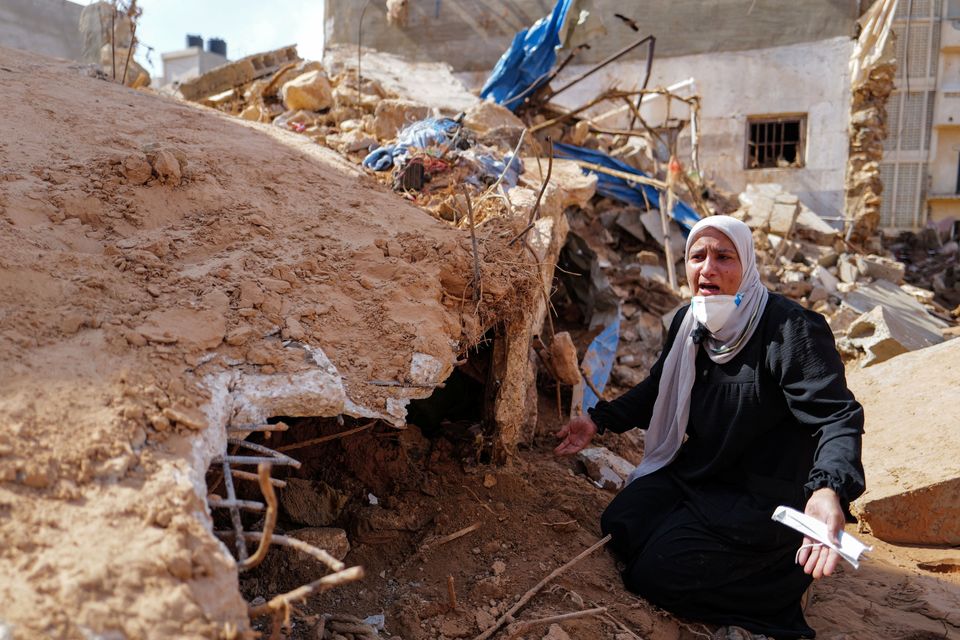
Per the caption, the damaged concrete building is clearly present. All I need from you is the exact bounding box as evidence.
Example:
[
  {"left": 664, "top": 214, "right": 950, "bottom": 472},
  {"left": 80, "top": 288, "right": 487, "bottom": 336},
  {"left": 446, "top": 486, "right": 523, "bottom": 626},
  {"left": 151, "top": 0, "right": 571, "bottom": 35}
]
[{"left": 325, "top": 0, "right": 960, "bottom": 235}]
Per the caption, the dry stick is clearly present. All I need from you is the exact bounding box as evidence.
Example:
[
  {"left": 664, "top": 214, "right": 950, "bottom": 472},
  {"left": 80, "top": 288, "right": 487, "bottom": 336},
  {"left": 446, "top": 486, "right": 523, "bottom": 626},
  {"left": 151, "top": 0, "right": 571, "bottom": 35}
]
[
  {"left": 530, "top": 90, "right": 642, "bottom": 134},
  {"left": 508, "top": 140, "right": 554, "bottom": 247},
  {"left": 772, "top": 201, "right": 802, "bottom": 262},
  {"left": 472, "top": 534, "right": 612, "bottom": 640},
  {"left": 464, "top": 486, "right": 496, "bottom": 516},
  {"left": 579, "top": 365, "right": 604, "bottom": 401},
  {"left": 662, "top": 184, "right": 678, "bottom": 291},
  {"left": 543, "top": 33, "right": 655, "bottom": 102},
  {"left": 620, "top": 95, "right": 670, "bottom": 153},
  {"left": 505, "top": 607, "right": 607, "bottom": 637},
  {"left": 357, "top": 0, "right": 372, "bottom": 106},
  {"left": 420, "top": 522, "right": 482, "bottom": 553},
  {"left": 238, "top": 463, "right": 277, "bottom": 571},
  {"left": 227, "top": 422, "right": 290, "bottom": 433},
  {"left": 601, "top": 613, "right": 643, "bottom": 640},
  {"left": 447, "top": 576, "right": 458, "bottom": 610},
  {"left": 627, "top": 36, "right": 657, "bottom": 130},
  {"left": 110, "top": 6, "right": 116, "bottom": 80},
  {"left": 464, "top": 188, "right": 482, "bottom": 301},
  {"left": 540, "top": 519, "right": 577, "bottom": 527},
  {"left": 564, "top": 159, "right": 667, "bottom": 190},
  {"left": 276, "top": 421, "right": 375, "bottom": 453},
  {"left": 249, "top": 566, "right": 365, "bottom": 618},
  {"left": 121, "top": 22, "right": 137, "bottom": 85}
]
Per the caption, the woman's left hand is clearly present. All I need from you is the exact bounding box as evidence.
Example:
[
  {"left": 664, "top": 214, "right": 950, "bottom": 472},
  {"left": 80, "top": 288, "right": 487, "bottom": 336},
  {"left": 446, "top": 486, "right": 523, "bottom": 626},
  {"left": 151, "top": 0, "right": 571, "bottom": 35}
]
[{"left": 797, "top": 487, "right": 845, "bottom": 579}]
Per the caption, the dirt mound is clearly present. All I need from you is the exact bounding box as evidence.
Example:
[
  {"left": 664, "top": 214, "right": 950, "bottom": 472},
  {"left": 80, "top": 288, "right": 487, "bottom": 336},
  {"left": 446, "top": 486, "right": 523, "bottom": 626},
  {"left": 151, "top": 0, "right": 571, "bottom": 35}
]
[{"left": 0, "top": 46, "right": 537, "bottom": 638}]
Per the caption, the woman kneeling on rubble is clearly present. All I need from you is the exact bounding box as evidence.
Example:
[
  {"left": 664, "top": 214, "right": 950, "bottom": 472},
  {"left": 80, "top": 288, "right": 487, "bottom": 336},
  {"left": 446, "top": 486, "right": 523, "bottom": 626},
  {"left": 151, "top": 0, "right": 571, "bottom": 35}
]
[{"left": 555, "top": 216, "right": 864, "bottom": 639}]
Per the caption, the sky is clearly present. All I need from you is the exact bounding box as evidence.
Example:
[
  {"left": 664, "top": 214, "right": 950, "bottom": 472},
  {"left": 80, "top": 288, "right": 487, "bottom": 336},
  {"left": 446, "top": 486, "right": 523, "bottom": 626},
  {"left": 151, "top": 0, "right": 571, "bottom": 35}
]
[{"left": 76, "top": 0, "right": 327, "bottom": 77}]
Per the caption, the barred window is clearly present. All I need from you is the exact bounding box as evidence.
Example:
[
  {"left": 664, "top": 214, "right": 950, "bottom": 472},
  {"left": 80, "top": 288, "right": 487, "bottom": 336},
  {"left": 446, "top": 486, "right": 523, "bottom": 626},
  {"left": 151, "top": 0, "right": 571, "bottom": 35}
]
[{"left": 745, "top": 115, "right": 806, "bottom": 170}]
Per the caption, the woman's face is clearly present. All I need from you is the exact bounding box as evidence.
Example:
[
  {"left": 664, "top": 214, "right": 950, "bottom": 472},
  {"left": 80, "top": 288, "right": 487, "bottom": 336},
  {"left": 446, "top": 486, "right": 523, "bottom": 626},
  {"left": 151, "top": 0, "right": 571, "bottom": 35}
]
[{"left": 686, "top": 228, "right": 743, "bottom": 296}]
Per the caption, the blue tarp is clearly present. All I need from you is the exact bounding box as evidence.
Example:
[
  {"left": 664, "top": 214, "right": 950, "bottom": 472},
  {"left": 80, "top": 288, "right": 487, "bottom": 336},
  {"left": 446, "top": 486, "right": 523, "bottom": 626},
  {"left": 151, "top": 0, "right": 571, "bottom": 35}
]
[
  {"left": 581, "top": 315, "right": 620, "bottom": 413},
  {"left": 479, "top": 0, "right": 574, "bottom": 111},
  {"left": 553, "top": 142, "right": 701, "bottom": 232}
]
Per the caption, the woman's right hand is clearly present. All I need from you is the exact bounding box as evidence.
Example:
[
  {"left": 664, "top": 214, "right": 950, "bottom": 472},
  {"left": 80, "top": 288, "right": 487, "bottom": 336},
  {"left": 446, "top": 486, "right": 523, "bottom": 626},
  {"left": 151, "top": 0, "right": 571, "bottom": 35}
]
[{"left": 553, "top": 415, "right": 598, "bottom": 456}]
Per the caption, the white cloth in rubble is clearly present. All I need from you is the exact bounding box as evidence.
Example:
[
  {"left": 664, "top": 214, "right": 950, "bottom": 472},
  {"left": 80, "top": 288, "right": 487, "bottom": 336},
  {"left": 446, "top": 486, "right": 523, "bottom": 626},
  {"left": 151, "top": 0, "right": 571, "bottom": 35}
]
[{"left": 627, "top": 216, "right": 769, "bottom": 483}]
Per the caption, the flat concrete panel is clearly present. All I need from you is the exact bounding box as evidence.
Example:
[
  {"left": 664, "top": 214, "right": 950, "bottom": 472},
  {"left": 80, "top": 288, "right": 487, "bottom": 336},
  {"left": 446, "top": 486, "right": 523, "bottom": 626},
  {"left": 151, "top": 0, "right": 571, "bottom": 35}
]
[
  {"left": 0, "top": 0, "right": 83, "bottom": 61},
  {"left": 326, "top": 0, "right": 860, "bottom": 72}
]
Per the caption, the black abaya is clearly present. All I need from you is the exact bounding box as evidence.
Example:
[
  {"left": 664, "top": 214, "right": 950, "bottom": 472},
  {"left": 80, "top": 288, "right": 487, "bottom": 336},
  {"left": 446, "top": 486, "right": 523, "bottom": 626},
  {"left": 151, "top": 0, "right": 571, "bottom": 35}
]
[{"left": 590, "top": 294, "right": 865, "bottom": 638}]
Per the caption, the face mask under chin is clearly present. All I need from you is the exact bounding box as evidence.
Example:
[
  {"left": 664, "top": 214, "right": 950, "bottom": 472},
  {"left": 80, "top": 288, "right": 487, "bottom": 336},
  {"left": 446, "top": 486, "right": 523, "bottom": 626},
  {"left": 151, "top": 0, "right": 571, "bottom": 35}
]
[{"left": 690, "top": 294, "right": 740, "bottom": 334}]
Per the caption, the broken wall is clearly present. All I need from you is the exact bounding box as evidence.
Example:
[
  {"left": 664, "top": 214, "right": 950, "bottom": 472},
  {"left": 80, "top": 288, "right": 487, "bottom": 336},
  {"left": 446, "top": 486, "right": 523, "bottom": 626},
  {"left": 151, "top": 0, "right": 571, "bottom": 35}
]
[
  {"left": 325, "top": 0, "right": 862, "bottom": 73},
  {"left": 537, "top": 37, "right": 855, "bottom": 222},
  {"left": 845, "top": 0, "right": 896, "bottom": 244}
]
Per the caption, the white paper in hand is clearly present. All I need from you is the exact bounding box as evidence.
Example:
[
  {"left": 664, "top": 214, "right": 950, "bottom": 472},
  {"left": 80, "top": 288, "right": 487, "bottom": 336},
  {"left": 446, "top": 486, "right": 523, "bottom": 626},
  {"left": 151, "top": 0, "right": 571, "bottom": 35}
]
[{"left": 771, "top": 505, "right": 872, "bottom": 569}]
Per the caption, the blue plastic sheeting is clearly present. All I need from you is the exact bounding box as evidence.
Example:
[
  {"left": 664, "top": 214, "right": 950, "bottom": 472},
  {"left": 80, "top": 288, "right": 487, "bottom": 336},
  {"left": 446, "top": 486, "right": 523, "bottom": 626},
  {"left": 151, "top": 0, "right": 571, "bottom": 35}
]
[
  {"left": 479, "top": 0, "right": 574, "bottom": 111},
  {"left": 553, "top": 142, "right": 701, "bottom": 232},
  {"left": 581, "top": 314, "right": 621, "bottom": 413},
  {"left": 362, "top": 117, "right": 461, "bottom": 171}
]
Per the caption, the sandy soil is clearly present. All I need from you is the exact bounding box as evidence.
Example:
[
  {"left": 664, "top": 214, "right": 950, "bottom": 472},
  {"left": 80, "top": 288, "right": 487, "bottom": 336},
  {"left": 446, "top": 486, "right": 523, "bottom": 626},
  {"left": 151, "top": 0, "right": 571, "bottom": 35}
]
[
  {"left": 0, "top": 47, "right": 536, "bottom": 639},
  {"left": 239, "top": 406, "right": 960, "bottom": 640}
]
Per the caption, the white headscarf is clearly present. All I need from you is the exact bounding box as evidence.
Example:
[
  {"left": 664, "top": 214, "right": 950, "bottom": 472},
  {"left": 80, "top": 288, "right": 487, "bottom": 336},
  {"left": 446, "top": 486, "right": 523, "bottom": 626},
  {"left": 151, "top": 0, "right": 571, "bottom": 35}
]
[{"left": 627, "top": 216, "right": 768, "bottom": 483}]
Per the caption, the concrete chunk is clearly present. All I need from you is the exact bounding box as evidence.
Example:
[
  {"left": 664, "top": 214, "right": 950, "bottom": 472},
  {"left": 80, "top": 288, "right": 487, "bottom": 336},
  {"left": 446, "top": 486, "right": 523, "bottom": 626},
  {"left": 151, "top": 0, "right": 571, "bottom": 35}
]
[
  {"left": 849, "top": 339, "right": 960, "bottom": 545},
  {"left": 373, "top": 98, "right": 430, "bottom": 140},
  {"left": 855, "top": 254, "right": 905, "bottom": 284},
  {"left": 842, "top": 279, "right": 946, "bottom": 353},
  {"left": 846, "top": 305, "right": 910, "bottom": 367},
  {"left": 576, "top": 446, "right": 635, "bottom": 491},
  {"left": 280, "top": 69, "right": 333, "bottom": 112},
  {"left": 179, "top": 45, "right": 300, "bottom": 101}
]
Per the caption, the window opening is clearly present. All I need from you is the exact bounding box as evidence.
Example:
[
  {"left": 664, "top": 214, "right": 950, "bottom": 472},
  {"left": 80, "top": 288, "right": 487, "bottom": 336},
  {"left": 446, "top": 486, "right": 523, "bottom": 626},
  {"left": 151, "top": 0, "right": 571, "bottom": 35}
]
[{"left": 746, "top": 115, "right": 806, "bottom": 169}]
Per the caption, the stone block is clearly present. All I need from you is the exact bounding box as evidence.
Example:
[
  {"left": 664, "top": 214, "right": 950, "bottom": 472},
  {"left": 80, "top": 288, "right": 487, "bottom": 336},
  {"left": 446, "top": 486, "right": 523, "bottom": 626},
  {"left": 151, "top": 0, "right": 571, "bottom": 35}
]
[
  {"left": 812, "top": 265, "right": 839, "bottom": 293},
  {"left": 373, "top": 98, "right": 430, "bottom": 140},
  {"left": 846, "top": 305, "right": 910, "bottom": 367},
  {"left": 838, "top": 255, "right": 861, "bottom": 284},
  {"left": 855, "top": 254, "right": 905, "bottom": 284},
  {"left": 281, "top": 70, "right": 333, "bottom": 112},
  {"left": 849, "top": 338, "right": 960, "bottom": 544},
  {"left": 576, "top": 446, "right": 635, "bottom": 491},
  {"left": 179, "top": 45, "right": 300, "bottom": 100},
  {"left": 549, "top": 331, "right": 581, "bottom": 385},
  {"left": 464, "top": 100, "right": 525, "bottom": 134}
]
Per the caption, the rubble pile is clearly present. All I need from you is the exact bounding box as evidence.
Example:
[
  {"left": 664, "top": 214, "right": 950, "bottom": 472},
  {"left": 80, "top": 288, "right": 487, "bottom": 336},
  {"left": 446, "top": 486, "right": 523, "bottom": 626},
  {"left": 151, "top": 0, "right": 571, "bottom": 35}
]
[
  {"left": 726, "top": 183, "right": 954, "bottom": 367},
  {"left": 182, "top": 47, "right": 547, "bottom": 232}
]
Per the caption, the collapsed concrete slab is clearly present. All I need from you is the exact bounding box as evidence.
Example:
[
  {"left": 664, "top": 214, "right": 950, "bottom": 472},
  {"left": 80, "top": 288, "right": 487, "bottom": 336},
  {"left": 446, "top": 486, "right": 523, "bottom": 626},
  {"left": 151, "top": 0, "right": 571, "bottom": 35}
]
[
  {"left": 323, "top": 44, "right": 477, "bottom": 113},
  {"left": 178, "top": 45, "right": 301, "bottom": 100},
  {"left": 849, "top": 338, "right": 960, "bottom": 545},
  {"left": 841, "top": 280, "right": 946, "bottom": 355}
]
